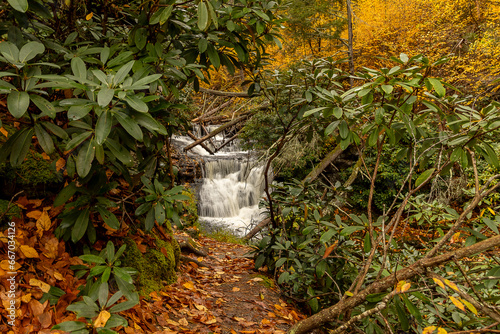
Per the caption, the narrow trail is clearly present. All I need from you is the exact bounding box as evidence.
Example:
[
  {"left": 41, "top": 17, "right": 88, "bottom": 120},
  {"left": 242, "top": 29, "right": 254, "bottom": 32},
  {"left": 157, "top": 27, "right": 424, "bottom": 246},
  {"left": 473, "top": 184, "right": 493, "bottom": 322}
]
[{"left": 132, "top": 236, "right": 306, "bottom": 334}]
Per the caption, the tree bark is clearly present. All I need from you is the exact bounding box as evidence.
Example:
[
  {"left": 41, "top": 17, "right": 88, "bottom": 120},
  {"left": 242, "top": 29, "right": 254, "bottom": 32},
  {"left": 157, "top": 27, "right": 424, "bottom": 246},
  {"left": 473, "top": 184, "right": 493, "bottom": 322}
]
[
  {"left": 244, "top": 218, "right": 271, "bottom": 240},
  {"left": 183, "top": 115, "right": 249, "bottom": 152},
  {"left": 287, "top": 234, "right": 500, "bottom": 334},
  {"left": 199, "top": 87, "right": 260, "bottom": 98},
  {"left": 186, "top": 131, "right": 214, "bottom": 155},
  {"left": 302, "top": 144, "right": 343, "bottom": 183}
]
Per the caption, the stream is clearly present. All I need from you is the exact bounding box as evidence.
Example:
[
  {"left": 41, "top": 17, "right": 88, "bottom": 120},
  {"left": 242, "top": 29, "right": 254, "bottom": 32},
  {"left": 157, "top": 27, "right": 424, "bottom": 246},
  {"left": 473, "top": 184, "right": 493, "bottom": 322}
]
[{"left": 172, "top": 125, "right": 269, "bottom": 236}]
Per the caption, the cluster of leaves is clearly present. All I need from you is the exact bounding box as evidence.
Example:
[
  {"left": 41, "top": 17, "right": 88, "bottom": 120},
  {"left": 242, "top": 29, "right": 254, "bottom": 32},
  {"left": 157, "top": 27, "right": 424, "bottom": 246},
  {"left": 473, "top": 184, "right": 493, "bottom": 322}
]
[
  {"left": 252, "top": 53, "right": 500, "bottom": 333},
  {"left": 54, "top": 242, "right": 139, "bottom": 333}
]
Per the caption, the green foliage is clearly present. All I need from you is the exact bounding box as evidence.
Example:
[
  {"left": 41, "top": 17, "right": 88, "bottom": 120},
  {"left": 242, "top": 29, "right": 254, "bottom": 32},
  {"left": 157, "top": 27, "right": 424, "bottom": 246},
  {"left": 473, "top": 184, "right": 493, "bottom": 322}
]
[
  {"left": 252, "top": 180, "right": 361, "bottom": 313},
  {"left": 134, "top": 176, "right": 190, "bottom": 231},
  {"left": 0, "top": 199, "right": 21, "bottom": 224},
  {"left": 58, "top": 241, "right": 139, "bottom": 333}
]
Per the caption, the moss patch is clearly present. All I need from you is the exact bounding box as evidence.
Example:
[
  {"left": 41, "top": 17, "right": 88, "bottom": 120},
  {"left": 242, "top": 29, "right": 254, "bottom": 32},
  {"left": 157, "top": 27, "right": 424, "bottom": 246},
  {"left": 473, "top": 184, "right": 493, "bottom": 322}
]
[{"left": 122, "top": 235, "right": 180, "bottom": 297}]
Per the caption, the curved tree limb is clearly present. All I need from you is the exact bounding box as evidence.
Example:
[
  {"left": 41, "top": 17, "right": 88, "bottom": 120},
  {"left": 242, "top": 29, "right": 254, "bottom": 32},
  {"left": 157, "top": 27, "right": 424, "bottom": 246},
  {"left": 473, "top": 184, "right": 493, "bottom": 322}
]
[{"left": 287, "top": 234, "right": 500, "bottom": 334}]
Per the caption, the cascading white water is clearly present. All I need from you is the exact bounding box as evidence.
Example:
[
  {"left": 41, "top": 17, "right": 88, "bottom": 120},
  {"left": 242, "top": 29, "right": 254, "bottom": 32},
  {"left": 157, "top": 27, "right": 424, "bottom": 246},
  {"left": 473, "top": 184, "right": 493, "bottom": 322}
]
[{"left": 171, "top": 125, "right": 269, "bottom": 235}]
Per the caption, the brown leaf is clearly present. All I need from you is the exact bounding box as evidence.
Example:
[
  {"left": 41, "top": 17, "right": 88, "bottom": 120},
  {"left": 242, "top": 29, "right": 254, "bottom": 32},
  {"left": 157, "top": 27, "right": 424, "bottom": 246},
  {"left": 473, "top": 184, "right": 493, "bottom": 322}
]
[
  {"left": 28, "top": 299, "right": 46, "bottom": 316},
  {"left": 28, "top": 199, "right": 44, "bottom": 207},
  {"left": 178, "top": 318, "right": 189, "bottom": 326},
  {"left": 38, "top": 311, "right": 52, "bottom": 328}
]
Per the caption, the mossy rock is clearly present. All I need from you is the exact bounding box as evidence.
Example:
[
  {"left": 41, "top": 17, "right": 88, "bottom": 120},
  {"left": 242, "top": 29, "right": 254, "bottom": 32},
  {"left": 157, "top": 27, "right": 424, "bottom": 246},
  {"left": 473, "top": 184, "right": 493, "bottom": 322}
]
[
  {"left": 121, "top": 234, "right": 180, "bottom": 297},
  {"left": 0, "top": 151, "right": 62, "bottom": 197}
]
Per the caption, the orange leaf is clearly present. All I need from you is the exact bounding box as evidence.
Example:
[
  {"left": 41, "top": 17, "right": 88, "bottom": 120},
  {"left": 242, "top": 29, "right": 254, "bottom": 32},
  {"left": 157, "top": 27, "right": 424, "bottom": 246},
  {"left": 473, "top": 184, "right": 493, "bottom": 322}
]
[
  {"left": 29, "top": 278, "right": 51, "bottom": 293},
  {"left": 41, "top": 152, "right": 51, "bottom": 160},
  {"left": 232, "top": 287, "right": 240, "bottom": 292},
  {"left": 444, "top": 279, "right": 459, "bottom": 292},
  {"left": 449, "top": 296, "right": 465, "bottom": 312},
  {"left": 36, "top": 211, "right": 51, "bottom": 233},
  {"left": 0, "top": 127, "right": 8, "bottom": 137},
  {"left": 27, "top": 210, "right": 43, "bottom": 219},
  {"left": 183, "top": 281, "right": 195, "bottom": 291},
  {"left": 94, "top": 310, "right": 111, "bottom": 328},
  {"left": 323, "top": 241, "right": 338, "bottom": 259},
  {"left": 1, "top": 260, "right": 21, "bottom": 271},
  {"left": 56, "top": 158, "right": 66, "bottom": 172},
  {"left": 86, "top": 12, "right": 94, "bottom": 20},
  {"left": 437, "top": 328, "right": 448, "bottom": 334},
  {"left": 21, "top": 293, "right": 32, "bottom": 303},
  {"left": 21, "top": 245, "right": 39, "bottom": 258},
  {"left": 433, "top": 277, "right": 446, "bottom": 290},
  {"left": 396, "top": 280, "right": 410, "bottom": 293}
]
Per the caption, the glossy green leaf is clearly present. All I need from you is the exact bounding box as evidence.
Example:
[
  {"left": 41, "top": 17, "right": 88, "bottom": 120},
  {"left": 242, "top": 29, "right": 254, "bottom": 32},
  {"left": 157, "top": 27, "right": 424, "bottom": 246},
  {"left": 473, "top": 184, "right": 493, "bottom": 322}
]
[
  {"left": 115, "top": 112, "right": 143, "bottom": 141},
  {"left": 428, "top": 78, "right": 446, "bottom": 97},
  {"left": 104, "top": 138, "right": 133, "bottom": 166},
  {"left": 113, "top": 60, "right": 135, "bottom": 86},
  {"left": 71, "top": 57, "right": 87, "bottom": 80},
  {"left": 34, "top": 123, "right": 54, "bottom": 154},
  {"left": 97, "top": 88, "right": 114, "bottom": 107},
  {"left": 197, "top": 1, "right": 209, "bottom": 31},
  {"left": 66, "top": 131, "right": 92, "bottom": 151},
  {"left": 124, "top": 95, "right": 148, "bottom": 113},
  {"left": 206, "top": 43, "right": 220, "bottom": 69},
  {"left": 134, "top": 28, "right": 147, "bottom": 50},
  {"left": 68, "top": 105, "right": 93, "bottom": 121},
  {"left": 339, "top": 120, "right": 349, "bottom": 139},
  {"left": 54, "top": 182, "right": 77, "bottom": 207},
  {"left": 79, "top": 254, "right": 106, "bottom": 264},
  {"left": 7, "top": 91, "right": 30, "bottom": 118},
  {"left": 30, "top": 94, "right": 56, "bottom": 118},
  {"left": 10, "top": 128, "right": 33, "bottom": 167},
  {"left": 19, "top": 42, "right": 45, "bottom": 62},
  {"left": 72, "top": 208, "right": 90, "bottom": 243},
  {"left": 97, "top": 207, "right": 120, "bottom": 230},
  {"left": 76, "top": 140, "right": 95, "bottom": 177},
  {"left": 0, "top": 41, "right": 20, "bottom": 63},
  {"left": 415, "top": 168, "right": 435, "bottom": 188},
  {"left": 95, "top": 111, "right": 113, "bottom": 145}
]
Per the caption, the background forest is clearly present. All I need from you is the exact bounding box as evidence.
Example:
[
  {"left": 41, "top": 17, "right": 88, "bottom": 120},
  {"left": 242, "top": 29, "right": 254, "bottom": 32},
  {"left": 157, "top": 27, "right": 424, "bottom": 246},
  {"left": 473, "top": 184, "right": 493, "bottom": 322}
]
[{"left": 1, "top": 0, "right": 500, "bottom": 334}]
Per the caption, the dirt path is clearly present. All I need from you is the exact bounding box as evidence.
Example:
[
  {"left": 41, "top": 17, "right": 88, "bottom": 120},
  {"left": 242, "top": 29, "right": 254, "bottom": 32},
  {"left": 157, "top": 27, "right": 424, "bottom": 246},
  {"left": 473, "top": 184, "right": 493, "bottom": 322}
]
[{"left": 128, "top": 236, "right": 306, "bottom": 334}]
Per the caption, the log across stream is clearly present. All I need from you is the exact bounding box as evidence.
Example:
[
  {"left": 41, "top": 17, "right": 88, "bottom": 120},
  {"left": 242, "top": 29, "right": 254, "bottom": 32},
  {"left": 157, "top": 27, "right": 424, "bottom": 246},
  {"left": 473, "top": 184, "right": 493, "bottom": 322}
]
[{"left": 172, "top": 125, "right": 269, "bottom": 235}]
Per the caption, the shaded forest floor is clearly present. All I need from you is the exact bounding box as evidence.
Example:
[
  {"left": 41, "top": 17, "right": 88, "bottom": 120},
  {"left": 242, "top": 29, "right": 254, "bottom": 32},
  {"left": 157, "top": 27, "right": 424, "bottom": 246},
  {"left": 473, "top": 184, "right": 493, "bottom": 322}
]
[
  {"left": 0, "top": 201, "right": 305, "bottom": 334},
  {"left": 137, "top": 235, "right": 306, "bottom": 334}
]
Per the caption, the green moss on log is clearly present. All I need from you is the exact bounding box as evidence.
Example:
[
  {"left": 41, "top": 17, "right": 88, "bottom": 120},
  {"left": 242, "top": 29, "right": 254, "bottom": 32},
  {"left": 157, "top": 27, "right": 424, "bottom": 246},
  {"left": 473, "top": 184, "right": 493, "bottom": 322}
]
[{"left": 122, "top": 235, "right": 180, "bottom": 297}]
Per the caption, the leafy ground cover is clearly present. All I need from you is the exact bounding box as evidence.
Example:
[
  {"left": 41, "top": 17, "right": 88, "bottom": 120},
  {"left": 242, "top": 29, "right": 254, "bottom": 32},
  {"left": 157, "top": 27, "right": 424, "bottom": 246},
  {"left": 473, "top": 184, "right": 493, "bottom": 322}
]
[{"left": 0, "top": 198, "right": 304, "bottom": 334}]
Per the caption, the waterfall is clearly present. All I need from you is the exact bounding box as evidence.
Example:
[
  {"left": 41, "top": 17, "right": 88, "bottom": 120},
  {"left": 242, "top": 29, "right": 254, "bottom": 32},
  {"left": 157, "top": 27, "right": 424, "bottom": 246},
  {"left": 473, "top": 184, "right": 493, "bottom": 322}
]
[{"left": 172, "top": 125, "right": 269, "bottom": 235}]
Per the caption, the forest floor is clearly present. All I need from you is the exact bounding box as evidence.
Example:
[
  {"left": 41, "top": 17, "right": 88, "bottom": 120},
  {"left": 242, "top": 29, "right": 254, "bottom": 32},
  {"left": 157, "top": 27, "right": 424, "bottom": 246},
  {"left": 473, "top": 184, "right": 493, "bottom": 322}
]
[
  {"left": 136, "top": 235, "right": 306, "bottom": 334},
  {"left": 0, "top": 200, "right": 305, "bottom": 334}
]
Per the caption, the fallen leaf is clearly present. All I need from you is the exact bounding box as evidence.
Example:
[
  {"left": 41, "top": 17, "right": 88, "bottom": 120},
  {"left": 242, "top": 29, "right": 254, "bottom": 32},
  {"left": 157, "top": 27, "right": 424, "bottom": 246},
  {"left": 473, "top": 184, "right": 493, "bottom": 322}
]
[
  {"left": 27, "top": 210, "right": 43, "bottom": 219},
  {"left": 54, "top": 272, "right": 64, "bottom": 280},
  {"left": 423, "top": 326, "right": 437, "bottom": 334},
  {"left": 94, "top": 310, "right": 111, "bottom": 328},
  {"left": 444, "top": 279, "right": 460, "bottom": 292},
  {"left": 86, "top": 12, "right": 93, "bottom": 20},
  {"left": 178, "top": 318, "right": 189, "bottom": 326},
  {"left": 21, "top": 245, "right": 39, "bottom": 258},
  {"left": 0, "top": 260, "right": 21, "bottom": 271},
  {"left": 36, "top": 211, "right": 52, "bottom": 233},
  {"left": 56, "top": 158, "right": 66, "bottom": 172},
  {"left": 232, "top": 287, "right": 240, "bottom": 292},
  {"left": 29, "top": 278, "right": 51, "bottom": 293},
  {"left": 183, "top": 281, "right": 195, "bottom": 291},
  {"left": 438, "top": 328, "right": 448, "bottom": 334},
  {"left": 0, "top": 127, "right": 8, "bottom": 137},
  {"left": 433, "top": 277, "right": 446, "bottom": 290},
  {"left": 195, "top": 304, "right": 207, "bottom": 311},
  {"left": 234, "top": 317, "right": 246, "bottom": 322},
  {"left": 21, "top": 293, "right": 32, "bottom": 303}
]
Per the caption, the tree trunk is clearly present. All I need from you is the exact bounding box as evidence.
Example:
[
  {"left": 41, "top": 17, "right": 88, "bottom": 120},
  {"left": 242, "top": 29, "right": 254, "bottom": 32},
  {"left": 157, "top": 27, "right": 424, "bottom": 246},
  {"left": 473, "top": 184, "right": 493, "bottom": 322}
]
[
  {"left": 287, "top": 234, "right": 500, "bottom": 334},
  {"left": 183, "top": 115, "right": 249, "bottom": 152},
  {"left": 302, "top": 144, "right": 343, "bottom": 184}
]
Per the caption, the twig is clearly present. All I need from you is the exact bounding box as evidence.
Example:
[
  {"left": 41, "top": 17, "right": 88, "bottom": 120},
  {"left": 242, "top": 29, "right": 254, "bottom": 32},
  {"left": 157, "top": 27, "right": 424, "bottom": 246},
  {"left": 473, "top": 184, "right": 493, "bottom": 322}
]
[{"left": 0, "top": 190, "right": 24, "bottom": 222}]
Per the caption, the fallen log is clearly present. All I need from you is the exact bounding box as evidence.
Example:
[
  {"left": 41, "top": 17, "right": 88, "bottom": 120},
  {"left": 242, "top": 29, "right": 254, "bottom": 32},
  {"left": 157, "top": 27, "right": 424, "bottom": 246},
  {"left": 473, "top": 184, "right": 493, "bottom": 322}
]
[
  {"left": 186, "top": 131, "right": 215, "bottom": 155},
  {"left": 302, "top": 144, "right": 343, "bottom": 184},
  {"left": 199, "top": 87, "right": 260, "bottom": 98},
  {"left": 244, "top": 218, "right": 271, "bottom": 240},
  {"left": 192, "top": 98, "right": 235, "bottom": 123},
  {"left": 183, "top": 115, "right": 249, "bottom": 152}
]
